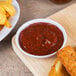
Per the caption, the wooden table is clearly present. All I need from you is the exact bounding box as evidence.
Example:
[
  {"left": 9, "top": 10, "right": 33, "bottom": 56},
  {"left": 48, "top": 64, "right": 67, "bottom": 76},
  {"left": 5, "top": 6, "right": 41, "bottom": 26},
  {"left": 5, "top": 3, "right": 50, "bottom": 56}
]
[{"left": 0, "top": 0, "right": 76, "bottom": 76}]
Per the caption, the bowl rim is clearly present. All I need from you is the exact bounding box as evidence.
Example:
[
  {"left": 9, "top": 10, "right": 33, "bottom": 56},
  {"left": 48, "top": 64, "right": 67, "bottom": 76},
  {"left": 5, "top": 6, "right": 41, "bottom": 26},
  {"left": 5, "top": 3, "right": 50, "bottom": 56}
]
[
  {"left": 0, "top": 0, "right": 20, "bottom": 41},
  {"left": 15, "top": 18, "right": 67, "bottom": 58}
]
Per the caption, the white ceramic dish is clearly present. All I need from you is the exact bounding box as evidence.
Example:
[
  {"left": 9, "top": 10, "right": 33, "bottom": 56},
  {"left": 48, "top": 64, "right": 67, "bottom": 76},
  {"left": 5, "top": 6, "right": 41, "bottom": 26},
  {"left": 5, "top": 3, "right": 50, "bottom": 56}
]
[
  {"left": 0, "top": 0, "right": 20, "bottom": 41},
  {"left": 16, "top": 19, "right": 67, "bottom": 58}
]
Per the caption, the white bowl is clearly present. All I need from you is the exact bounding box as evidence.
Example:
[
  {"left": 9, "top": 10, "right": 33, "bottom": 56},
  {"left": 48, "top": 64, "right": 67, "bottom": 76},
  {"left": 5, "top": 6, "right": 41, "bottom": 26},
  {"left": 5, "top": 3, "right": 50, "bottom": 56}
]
[
  {"left": 16, "top": 19, "right": 67, "bottom": 58},
  {"left": 0, "top": 0, "right": 20, "bottom": 41}
]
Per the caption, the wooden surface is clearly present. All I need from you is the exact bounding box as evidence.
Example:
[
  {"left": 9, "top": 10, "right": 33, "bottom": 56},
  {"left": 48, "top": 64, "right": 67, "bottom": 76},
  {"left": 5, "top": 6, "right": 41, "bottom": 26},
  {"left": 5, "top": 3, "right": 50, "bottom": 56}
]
[
  {"left": 12, "top": 4, "right": 76, "bottom": 76},
  {"left": 12, "top": 36, "right": 56, "bottom": 76},
  {"left": 0, "top": 0, "right": 76, "bottom": 76}
]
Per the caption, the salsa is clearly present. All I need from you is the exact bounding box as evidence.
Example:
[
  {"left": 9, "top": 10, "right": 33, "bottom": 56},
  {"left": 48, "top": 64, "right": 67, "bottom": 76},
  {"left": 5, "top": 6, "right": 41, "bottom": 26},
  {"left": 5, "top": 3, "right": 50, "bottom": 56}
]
[{"left": 19, "top": 22, "right": 64, "bottom": 56}]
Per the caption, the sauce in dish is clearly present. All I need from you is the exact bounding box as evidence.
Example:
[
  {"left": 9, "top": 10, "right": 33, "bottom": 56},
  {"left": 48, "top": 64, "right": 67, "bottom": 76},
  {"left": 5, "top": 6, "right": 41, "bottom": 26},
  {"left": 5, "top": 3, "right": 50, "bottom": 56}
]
[{"left": 19, "top": 22, "right": 64, "bottom": 56}]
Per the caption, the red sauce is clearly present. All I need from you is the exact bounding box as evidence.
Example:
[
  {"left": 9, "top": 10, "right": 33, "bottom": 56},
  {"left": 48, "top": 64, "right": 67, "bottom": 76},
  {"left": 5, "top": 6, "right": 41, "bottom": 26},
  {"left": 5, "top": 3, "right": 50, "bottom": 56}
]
[
  {"left": 19, "top": 22, "right": 64, "bottom": 56},
  {"left": 51, "top": 0, "right": 71, "bottom": 4}
]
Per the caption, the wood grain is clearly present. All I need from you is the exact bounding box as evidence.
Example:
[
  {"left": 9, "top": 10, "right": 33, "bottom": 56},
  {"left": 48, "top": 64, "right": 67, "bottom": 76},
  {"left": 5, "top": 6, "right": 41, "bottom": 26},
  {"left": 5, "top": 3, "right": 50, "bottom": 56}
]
[
  {"left": 0, "top": 0, "right": 75, "bottom": 76},
  {"left": 12, "top": 4, "right": 76, "bottom": 76}
]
